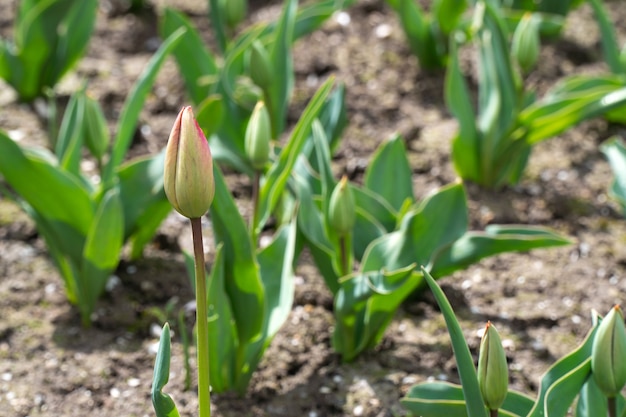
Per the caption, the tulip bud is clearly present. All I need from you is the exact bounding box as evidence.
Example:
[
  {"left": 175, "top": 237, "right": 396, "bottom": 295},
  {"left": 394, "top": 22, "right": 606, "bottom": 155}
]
[
  {"left": 164, "top": 106, "right": 215, "bottom": 219},
  {"left": 477, "top": 321, "right": 509, "bottom": 411},
  {"left": 328, "top": 176, "right": 356, "bottom": 236},
  {"left": 592, "top": 305, "right": 626, "bottom": 398},
  {"left": 220, "top": 0, "right": 247, "bottom": 29},
  {"left": 245, "top": 101, "right": 271, "bottom": 170},
  {"left": 249, "top": 41, "right": 273, "bottom": 90},
  {"left": 512, "top": 13, "right": 540, "bottom": 74}
]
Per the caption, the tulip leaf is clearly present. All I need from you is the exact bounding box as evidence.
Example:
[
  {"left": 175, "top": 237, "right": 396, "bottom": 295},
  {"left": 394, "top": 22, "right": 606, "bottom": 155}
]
[
  {"left": 0, "top": 132, "right": 94, "bottom": 236},
  {"left": 205, "top": 244, "right": 238, "bottom": 393},
  {"left": 402, "top": 381, "right": 535, "bottom": 417},
  {"left": 601, "top": 137, "right": 626, "bottom": 215},
  {"left": 160, "top": 8, "right": 217, "bottom": 106},
  {"left": 151, "top": 323, "right": 181, "bottom": 417},
  {"left": 210, "top": 165, "right": 265, "bottom": 347},
  {"left": 117, "top": 151, "right": 172, "bottom": 258},
  {"left": 266, "top": 0, "right": 296, "bottom": 138},
  {"left": 576, "top": 377, "right": 608, "bottom": 417},
  {"left": 103, "top": 27, "right": 185, "bottom": 185},
  {"left": 364, "top": 133, "right": 414, "bottom": 212},
  {"left": 80, "top": 187, "right": 124, "bottom": 325},
  {"left": 588, "top": 0, "right": 625, "bottom": 74},
  {"left": 257, "top": 76, "right": 335, "bottom": 230},
  {"left": 526, "top": 324, "right": 598, "bottom": 417},
  {"left": 430, "top": 225, "right": 572, "bottom": 277},
  {"left": 422, "top": 268, "right": 488, "bottom": 417}
]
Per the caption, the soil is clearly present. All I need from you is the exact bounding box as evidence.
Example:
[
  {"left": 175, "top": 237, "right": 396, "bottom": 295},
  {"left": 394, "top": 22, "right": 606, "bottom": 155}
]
[{"left": 1, "top": 0, "right": 626, "bottom": 416}]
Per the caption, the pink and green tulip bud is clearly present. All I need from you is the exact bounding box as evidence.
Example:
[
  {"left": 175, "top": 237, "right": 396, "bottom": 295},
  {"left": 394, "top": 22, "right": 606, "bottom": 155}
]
[
  {"left": 512, "top": 13, "right": 540, "bottom": 74},
  {"left": 328, "top": 176, "right": 356, "bottom": 236},
  {"left": 164, "top": 106, "right": 215, "bottom": 219},
  {"left": 245, "top": 101, "right": 271, "bottom": 170},
  {"left": 249, "top": 41, "right": 273, "bottom": 90},
  {"left": 592, "top": 305, "right": 626, "bottom": 398},
  {"left": 477, "top": 321, "right": 509, "bottom": 411}
]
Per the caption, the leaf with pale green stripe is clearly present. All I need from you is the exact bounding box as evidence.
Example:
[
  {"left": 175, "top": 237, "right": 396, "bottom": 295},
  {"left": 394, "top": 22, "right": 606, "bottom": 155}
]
[
  {"left": 151, "top": 323, "right": 181, "bottom": 417},
  {"left": 601, "top": 137, "right": 626, "bottom": 214}
]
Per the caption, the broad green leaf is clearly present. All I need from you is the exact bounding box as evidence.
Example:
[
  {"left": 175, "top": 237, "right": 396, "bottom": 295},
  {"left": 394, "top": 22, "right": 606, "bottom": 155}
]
[
  {"left": 364, "top": 133, "right": 414, "bottom": 211},
  {"left": 117, "top": 151, "right": 171, "bottom": 258},
  {"left": 402, "top": 382, "right": 535, "bottom": 417},
  {"left": 397, "top": 0, "right": 443, "bottom": 70},
  {"left": 257, "top": 77, "right": 335, "bottom": 230},
  {"left": 205, "top": 244, "right": 238, "bottom": 393},
  {"left": 102, "top": 27, "right": 185, "bottom": 185},
  {"left": 434, "top": 0, "right": 468, "bottom": 35},
  {"left": 0, "top": 133, "right": 94, "bottom": 236},
  {"left": 293, "top": 0, "right": 353, "bottom": 40},
  {"left": 266, "top": 0, "right": 297, "bottom": 137},
  {"left": 47, "top": 0, "right": 97, "bottom": 87},
  {"left": 151, "top": 323, "right": 181, "bottom": 417},
  {"left": 210, "top": 165, "right": 265, "bottom": 345},
  {"left": 208, "top": 0, "right": 228, "bottom": 53},
  {"left": 423, "top": 269, "right": 488, "bottom": 417},
  {"left": 430, "top": 225, "right": 571, "bottom": 277},
  {"left": 447, "top": 37, "right": 479, "bottom": 181},
  {"left": 588, "top": 0, "right": 625, "bottom": 74},
  {"left": 526, "top": 324, "right": 599, "bottom": 417},
  {"left": 600, "top": 137, "right": 626, "bottom": 213},
  {"left": 238, "top": 220, "right": 297, "bottom": 391},
  {"left": 360, "top": 182, "right": 468, "bottom": 272},
  {"left": 160, "top": 8, "right": 217, "bottom": 105},
  {"left": 576, "top": 377, "right": 607, "bottom": 417},
  {"left": 80, "top": 187, "right": 124, "bottom": 325}
]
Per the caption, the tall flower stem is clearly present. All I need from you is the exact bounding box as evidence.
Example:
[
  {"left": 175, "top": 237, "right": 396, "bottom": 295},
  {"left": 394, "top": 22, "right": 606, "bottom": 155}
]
[
  {"left": 191, "top": 217, "right": 211, "bottom": 417},
  {"left": 339, "top": 235, "right": 348, "bottom": 276},
  {"left": 608, "top": 397, "right": 616, "bottom": 417}
]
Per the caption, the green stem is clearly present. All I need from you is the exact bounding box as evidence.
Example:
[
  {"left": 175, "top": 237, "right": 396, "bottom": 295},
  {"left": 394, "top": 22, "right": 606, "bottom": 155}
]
[
  {"left": 191, "top": 217, "right": 211, "bottom": 417},
  {"left": 339, "top": 235, "right": 348, "bottom": 276},
  {"left": 608, "top": 396, "right": 617, "bottom": 417}
]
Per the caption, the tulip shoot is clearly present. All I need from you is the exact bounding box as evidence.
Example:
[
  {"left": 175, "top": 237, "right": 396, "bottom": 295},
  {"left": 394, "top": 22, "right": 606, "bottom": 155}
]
[{"left": 478, "top": 322, "right": 509, "bottom": 413}]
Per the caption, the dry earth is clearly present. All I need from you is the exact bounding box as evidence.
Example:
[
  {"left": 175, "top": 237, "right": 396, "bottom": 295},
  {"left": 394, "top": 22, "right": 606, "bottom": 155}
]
[{"left": 1, "top": 0, "right": 626, "bottom": 416}]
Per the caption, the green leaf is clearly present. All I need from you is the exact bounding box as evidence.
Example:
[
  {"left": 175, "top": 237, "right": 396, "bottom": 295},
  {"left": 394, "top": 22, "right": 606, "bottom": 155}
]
[
  {"left": 257, "top": 77, "right": 335, "bottom": 230},
  {"left": 0, "top": 133, "right": 94, "bottom": 236},
  {"left": 210, "top": 165, "right": 265, "bottom": 346},
  {"left": 205, "top": 244, "right": 238, "bottom": 393},
  {"left": 102, "top": 27, "right": 185, "bottom": 185},
  {"left": 576, "top": 377, "right": 608, "bottom": 417},
  {"left": 117, "top": 151, "right": 171, "bottom": 258},
  {"left": 208, "top": 0, "right": 228, "bottom": 53},
  {"left": 160, "top": 8, "right": 218, "bottom": 105},
  {"left": 431, "top": 225, "right": 571, "bottom": 277},
  {"left": 601, "top": 137, "right": 626, "bottom": 214},
  {"left": 588, "top": 0, "right": 625, "bottom": 74},
  {"left": 396, "top": 0, "right": 444, "bottom": 70},
  {"left": 238, "top": 219, "right": 297, "bottom": 391},
  {"left": 364, "top": 133, "right": 414, "bottom": 211},
  {"left": 446, "top": 37, "right": 479, "bottom": 182},
  {"left": 151, "top": 323, "right": 181, "bottom": 417},
  {"left": 434, "top": 0, "right": 468, "bottom": 36},
  {"left": 266, "top": 0, "right": 297, "bottom": 137},
  {"left": 402, "top": 382, "right": 535, "bottom": 417},
  {"left": 361, "top": 182, "right": 468, "bottom": 272},
  {"left": 526, "top": 323, "right": 599, "bottom": 417},
  {"left": 55, "top": 89, "right": 86, "bottom": 177},
  {"left": 422, "top": 269, "right": 489, "bottom": 417},
  {"left": 79, "top": 187, "right": 124, "bottom": 325}
]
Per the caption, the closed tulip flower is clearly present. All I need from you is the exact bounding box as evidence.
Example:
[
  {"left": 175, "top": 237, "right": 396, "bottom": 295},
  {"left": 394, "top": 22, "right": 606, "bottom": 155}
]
[
  {"left": 478, "top": 321, "right": 509, "bottom": 411},
  {"left": 328, "top": 176, "right": 356, "bottom": 237},
  {"left": 164, "top": 106, "right": 215, "bottom": 219},
  {"left": 592, "top": 305, "right": 626, "bottom": 398}
]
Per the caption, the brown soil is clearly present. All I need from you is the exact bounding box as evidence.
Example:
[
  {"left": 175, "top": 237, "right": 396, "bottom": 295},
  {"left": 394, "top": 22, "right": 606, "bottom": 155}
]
[{"left": 2, "top": 1, "right": 626, "bottom": 416}]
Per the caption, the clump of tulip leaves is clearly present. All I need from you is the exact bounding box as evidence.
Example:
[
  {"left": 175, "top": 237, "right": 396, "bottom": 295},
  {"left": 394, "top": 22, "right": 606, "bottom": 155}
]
[
  {"left": 292, "top": 122, "right": 570, "bottom": 362},
  {"left": 402, "top": 268, "right": 626, "bottom": 417},
  {"left": 0, "top": 30, "right": 185, "bottom": 326}
]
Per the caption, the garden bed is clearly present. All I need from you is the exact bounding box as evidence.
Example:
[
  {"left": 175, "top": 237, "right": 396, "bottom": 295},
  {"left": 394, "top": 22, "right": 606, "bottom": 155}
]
[{"left": 1, "top": 0, "right": 626, "bottom": 416}]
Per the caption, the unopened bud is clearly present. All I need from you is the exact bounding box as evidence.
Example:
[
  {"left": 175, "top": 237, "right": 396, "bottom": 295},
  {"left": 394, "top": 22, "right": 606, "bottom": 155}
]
[
  {"left": 328, "top": 176, "right": 355, "bottom": 236},
  {"left": 592, "top": 305, "right": 626, "bottom": 398},
  {"left": 222, "top": 0, "right": 247, "bottom": 29},
  {"left": 512, "top": 13, "right": 540, "bottom": 74},
  {"left": 245, "top": 101, "right": 271, "bottom": 170},
  {"left": 249, "top": 41, "right": 273, "bottom": 90},
  {"left": 83, "top": 95, "right": 109, "bottom": 161},
  {"left": 477, "top": 321, "right": 509, "bottom": 411},
  {"left": 164, "top": 106, "right": 215, "bottom": 219}
]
